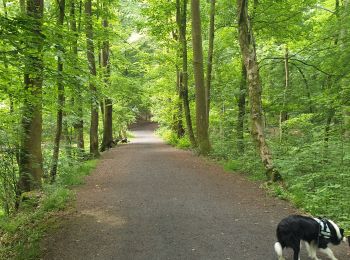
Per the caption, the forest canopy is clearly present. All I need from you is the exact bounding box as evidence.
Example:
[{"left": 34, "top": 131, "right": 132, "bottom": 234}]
[{"left": 0, "top": 0, "right": 349, "bottom": 238}]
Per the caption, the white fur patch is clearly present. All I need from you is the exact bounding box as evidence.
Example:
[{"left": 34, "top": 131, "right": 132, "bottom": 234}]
[
  {"left": 274, "top": 242, "right": 283, "bottom": 257},
  {"left": 327, "top": 219, "right": 342, "bottom": 240}
]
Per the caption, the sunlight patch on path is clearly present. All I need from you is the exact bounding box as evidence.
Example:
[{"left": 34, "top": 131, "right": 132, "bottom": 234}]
[{"left": 80, "top": 209, "right": 127, "bottom": 227}]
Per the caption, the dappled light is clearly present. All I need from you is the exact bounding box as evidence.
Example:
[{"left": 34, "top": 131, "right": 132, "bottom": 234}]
[{"left": 1, "top": 0, "right": 350, "bottom": 259}]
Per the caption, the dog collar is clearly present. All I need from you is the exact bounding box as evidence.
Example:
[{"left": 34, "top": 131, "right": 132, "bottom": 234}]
[{"left": 315, "top": 218, "right": 331, "bottom": 239}]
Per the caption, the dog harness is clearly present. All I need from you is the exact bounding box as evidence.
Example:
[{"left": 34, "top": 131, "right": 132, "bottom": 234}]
[{"left": 314, "top": 218, "right": 331, "bottom": 239}]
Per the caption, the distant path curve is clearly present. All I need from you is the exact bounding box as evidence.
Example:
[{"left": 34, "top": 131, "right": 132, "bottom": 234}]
[{"left": 42, "top": 123, "right": 349, "bottom": 259}]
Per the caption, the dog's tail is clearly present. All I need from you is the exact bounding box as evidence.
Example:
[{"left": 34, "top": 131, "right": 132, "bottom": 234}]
[{"left": 274, "top": 242, "right": 284, "bottom": 260}]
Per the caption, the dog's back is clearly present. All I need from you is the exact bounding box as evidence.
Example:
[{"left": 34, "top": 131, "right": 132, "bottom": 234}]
[{"left": 277, "top": 215, "right": 319, "bottom": 244}]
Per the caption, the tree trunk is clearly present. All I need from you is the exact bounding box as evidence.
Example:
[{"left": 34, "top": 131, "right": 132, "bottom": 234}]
[
  {"left": 191, "top": 0, "right": 210, "bottom": 154},
  {"left": 205, "top": 0, "right": 215, "bottom": 123},
  {"left": 71, "top": 0, "right": 85, "bottom": 154},
  {"left": 176, "top": 68, "right": 185, "bottom": 138},
  {"left": 279, "top": 46, "right": 289, "bottom": 141},
  {"left": 237, "top": 0, "right": 281, "bottom": 181},
  {"left": 85, "top": 0, "right": 99, "bottom": 158},
  {"left": 50, "top": 0, "right": 66, "bottom": 182},
  {"left": 236, "top": 62, "right": 246, "bottom": 154},
  {"left": 18, "top": 0, "right": 44, "bottom": 192},
  {"left": 177, "top": 0, "right": 196, "bottom": 147},
  {"left": 100, "top": 14, "right": 113, "bottom": 152}
]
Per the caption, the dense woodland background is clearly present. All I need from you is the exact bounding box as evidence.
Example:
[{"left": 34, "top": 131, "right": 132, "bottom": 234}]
[{"left": 0, "top": 0, "right": 350, "bottom": 257}]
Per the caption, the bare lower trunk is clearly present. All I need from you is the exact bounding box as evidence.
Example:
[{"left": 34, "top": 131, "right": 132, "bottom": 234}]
[
  {"left": 18, "top": 0, "right": 44, "bottom": 192},
  {"left": 101, "top": 16, "right": 113, "bottom": 152},
  {"left": 279, "top": 46, "right": 289, "bottom": 142},
  {"left": 71, "top": 0, "right": 85, "bottom": 153},
  {"left": 176, "top": 68, "right": 185, "bottom": 138},
  {"left": 205, "top": 0, "right": 215, "bottom": 123},
  {"left": 178, "top": 0, "right": 196, "bottom": 147},
  {"left": 191, "top": 0, "right": 210, "bottom": 154},
  {"left": 50, "top": 0, "right": 66, "bottom": 182},
  {"left": 237, "top": 0, "right": 281, "bottom": 181},
  {"left": 85, "top": 0, "right": 99, "bottom": 157},
  {"left": 236, "top": 62, "right": 246, "bottom": 154}
]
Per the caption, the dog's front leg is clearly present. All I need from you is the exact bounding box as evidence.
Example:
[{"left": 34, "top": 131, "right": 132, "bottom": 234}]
[
  {"left": 319, "top": 247, "right": 337, "bottom": 260},
  {"left": 306, "top": 241, "right": 322, "bottom": 260}
]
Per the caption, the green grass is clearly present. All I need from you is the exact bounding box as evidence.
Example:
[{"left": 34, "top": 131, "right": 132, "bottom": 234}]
[{"left": 0, "top": 159, "right": 97, "bottom": 260}]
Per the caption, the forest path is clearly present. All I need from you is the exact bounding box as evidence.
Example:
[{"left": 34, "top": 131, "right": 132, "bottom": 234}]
[{"left": 42, "top": 123, "right": 349, "bottom": 260}]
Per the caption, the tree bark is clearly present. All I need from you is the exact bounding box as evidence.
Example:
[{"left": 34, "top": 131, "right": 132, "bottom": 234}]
[
  {"left": 236, "top": 62, "right": 246, "bottom": 154},
  {"left": 205, "top": 0, "right": 215, "bottom": 123},
  {"left": 71, "top": 0, "right": 85, "bottom": 154},
  {"left": 176, "top": 68, "right": 185, "bottom": 138},
  {"left": 100, "top": 14, "right": 113, "bottom": 152},
  {"left": 50, "top": 0, "right": 65, "bottom": 182},
  {"left": 18, "top": 0, "right": 44, "bottom": 192},
  {"left": 177, "top": 0, "right": 196, "bottom": 147},
  {"left": 237, "top": 0, "right": 281, "bottom": 181},
  {"left": 191, "top": 0, "right": 210, "bottom": 154},
  {"left": 85, "top": 0, "right": 99, "bottom": 157}
]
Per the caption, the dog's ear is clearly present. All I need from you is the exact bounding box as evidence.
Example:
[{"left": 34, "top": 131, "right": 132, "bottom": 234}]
[{"left": 348, "top": 236, "right": 350, "bottom": 246}]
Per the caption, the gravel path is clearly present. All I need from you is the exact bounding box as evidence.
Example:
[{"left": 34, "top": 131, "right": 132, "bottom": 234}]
[{"left": 42, "top": 123, "right": 349, "bottom": 260}]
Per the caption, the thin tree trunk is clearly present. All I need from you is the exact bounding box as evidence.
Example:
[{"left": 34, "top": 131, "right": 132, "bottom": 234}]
[
  {"left": 2, "top": 0, "right": 13, "bottom": 113},
  {"left": 237, "top": 0, "right": 281, "bottom": 181},
  {"left": 101, "top": 14, "right": 113, "bottom": 152},
  {"left": 236, "top": 62, "right": 246, "bottom": 154},
  {"left": 85, "top": 0, "right": 99, "bottom": 158},
  {"left": 71, "top": 0, "right": 85, "bottom": 153},
  {"left": 177, "top": 0, "right": 196, "bottom": 147},
  {"left": 205, "top": 0, "right": 215, "bottom": 123},
  {"left": 18, "top": 0, "right": 44, "bottom": 192},
  {"left": 293, "top": 64, "right": 313, "bottom": 113},
  {"left": 174, "top": 3, "right": 185, "bottom": 139},
  {"left": 191, "top": 0, "right": 210, "bottom": 154},
  {"left": 50, "top": 0, "right": 65, "bottom": 182},
  {"left": 176, "top": 68, "right": 185, "bottom": 138},
  {"left": 279, "top": 45, "right": 289, "bottom": 141}
]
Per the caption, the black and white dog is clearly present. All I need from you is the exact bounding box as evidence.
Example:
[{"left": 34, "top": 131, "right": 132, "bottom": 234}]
[{"left": 274, "top": 215, "right": 346, "bottom": 260}]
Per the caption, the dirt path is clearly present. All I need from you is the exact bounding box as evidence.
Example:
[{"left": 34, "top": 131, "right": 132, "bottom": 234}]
[{"left": 42, "top": 123, "right": 349, "bottom": 260}]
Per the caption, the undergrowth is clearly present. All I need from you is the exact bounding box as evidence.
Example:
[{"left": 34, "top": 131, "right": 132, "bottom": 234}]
[
  {"left": 158, "top": 125, "right": 350, "bottom": 235},
  {"left": 157, "top": 127, "right": 191, "bottom": 149},
  {"left": 0, "top": 159, "right": 97, "bottom": 260}
]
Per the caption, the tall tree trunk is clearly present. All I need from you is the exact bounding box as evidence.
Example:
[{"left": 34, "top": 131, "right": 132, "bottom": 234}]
[
  {"left": 191, "top": 0, "right": 210, "bottom": 154},
  {"left": 174, "top": 2, "right": 185, "bottom": 139},
  {"left": 279, "top": 45, "right": 289, "bottom": 141},
  {"left": 176, "top": 68, "right": 185, "bottom": 138},
  {"left": 71, "top": 0, "right": 85, "bottom": 154},
  {"left": 101, "top": 15, "right": 113, "bottom": 152},
  {"left": 2, "top": 0, "right": 14, "bottom": 112},
  {"left": 177, "top": 0, "right": 196, "bottom": 146},
  {"left": 205, "top": 0, "right": 215, "bottom": 123},
  {"left": 236, "top": 62, "right": 246, "bottom": 154},
  {"left": 237, "top": 0, "right": 281, "bottom": 181},
  {"left": 50, "top": 0, "right": 65, "bottom": 182},
  {"left": 18, "top": 0, "right": 44, "bottom": 192},
  {"left": 85, "top": 0, "right": 99, "bottom": 157}
]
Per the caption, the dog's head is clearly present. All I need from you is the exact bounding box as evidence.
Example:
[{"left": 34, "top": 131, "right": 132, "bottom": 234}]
[{"left": 327, "top": 220, "right": 345, "bottom": 245}]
